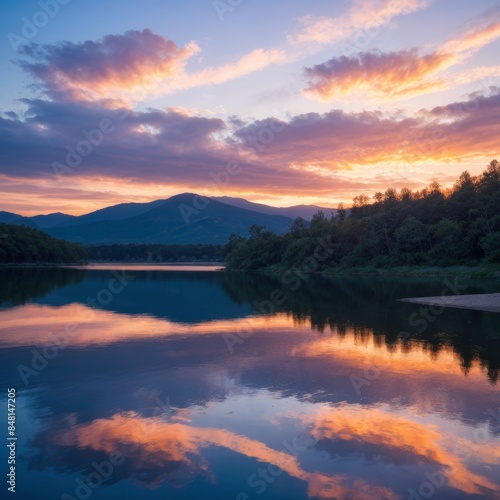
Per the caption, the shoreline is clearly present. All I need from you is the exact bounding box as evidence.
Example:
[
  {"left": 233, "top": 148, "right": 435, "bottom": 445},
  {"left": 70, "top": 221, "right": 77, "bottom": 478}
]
[
  {"left": 2, "top": 263, "right": 500, "bottom": 278},
  {"left": 398, "top": 293, "right": 500, "bottom": 313},
  {"left": 0, "top": 261, "right": 224, "bottom": 268},
  {"left": 0, "top": 262, "right": 87, "bottom": 268},
  {"left": 227, "top": 265, "right": 500, "bottom": 278}
]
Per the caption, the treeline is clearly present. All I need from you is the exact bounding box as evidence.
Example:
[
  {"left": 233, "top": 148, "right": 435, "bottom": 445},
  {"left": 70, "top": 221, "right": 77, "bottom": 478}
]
[
  {"left": 0, "top": 223, "right": 87, "bottom": 264},
  {"left": 226, "top": 160, "right": 500, "bottom": 271},
  {"left": 87, "top": 243, "right": 225, "bottom": 262}
]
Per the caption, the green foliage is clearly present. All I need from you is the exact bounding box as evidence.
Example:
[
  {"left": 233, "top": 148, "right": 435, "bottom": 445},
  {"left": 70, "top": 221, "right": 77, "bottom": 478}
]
[
  {"left": 225, "top": 228, "right": 286, "bottom": 271},
  {"left": 0, "top": 223, "right": 87, "bottom": 264},
  {"left": 225, "top": 160, "right": 500, "bottom": 271},
  {"left": 480, "top": 232, "right": 500, "bottom": 263},
  {"left": 86, "top": 243, "right": 225, "bottom": 262},
  {"left": 290, "top": 217, "right": 307, "bottom": 235}
]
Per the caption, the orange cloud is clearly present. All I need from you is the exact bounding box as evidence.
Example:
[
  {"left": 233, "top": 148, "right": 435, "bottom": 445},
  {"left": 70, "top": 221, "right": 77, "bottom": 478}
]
[
  {"left": 288, "top": 0, "right": 429, "bottom": 47},
  {"left": 15, "top": 1, "right": 434, "bottom": 106},
  {"left": 18, "top": 30, "right": 198, "bottom": 104},
  {"left": 304, "top": 405, "right": 499, "bottom": 495},
  {"left": 2, "top": 303, "right": 497, "bottom": 386},
  {"left": 18, "top": 30, "right": 284, "bottom": 105},
  {"left": 46, "top": 404, "right": 500, "bottom": 497},
  {"left": 303, "top": 6, "right": 500, "bottom": 101},
  {"left": 304, "top": 49, "right": 451, "bottom": 101},
  {"left": 186, "top": 48, "right": 286, "bottom": 88},
  {"left": 235, "top": 89, "right": 500, "bottom": 179},
  {"left": 53, "top": 412, "right": 398, "bottom": 498},
  {"left": 441, "top": 9, "right": 500, "bottom": 54},
  {"left": 291, "top": 330, "right": 494, "bottom": 384},
  {"left": 0, "top": 304, "right": 297, "bottom": 348}
]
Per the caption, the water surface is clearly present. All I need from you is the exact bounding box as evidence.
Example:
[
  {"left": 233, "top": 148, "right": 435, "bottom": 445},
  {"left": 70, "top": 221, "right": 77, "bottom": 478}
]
[{"left": 0, "top": 267, "right": 499, "bottom": 499}]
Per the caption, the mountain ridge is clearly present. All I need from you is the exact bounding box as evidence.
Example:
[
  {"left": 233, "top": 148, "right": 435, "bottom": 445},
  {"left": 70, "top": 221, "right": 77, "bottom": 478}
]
[
  {"left": 1, "top": 194, "right": 334, "bottom": 245},
  {"left": 212, "top": 196, "right": 336, "bottom": 220},
  {"left": 43, "top": 194, "right": 296, "bottom": 245}
]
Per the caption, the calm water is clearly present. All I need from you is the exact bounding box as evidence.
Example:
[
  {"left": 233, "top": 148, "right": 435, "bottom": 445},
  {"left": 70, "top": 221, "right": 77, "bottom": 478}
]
[{"left": 0, "top": 267, "right": 499, "bottom": 500}]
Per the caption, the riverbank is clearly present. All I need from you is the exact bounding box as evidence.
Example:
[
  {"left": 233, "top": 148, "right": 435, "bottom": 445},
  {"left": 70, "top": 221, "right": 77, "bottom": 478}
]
[
  {"left": 3, "top": 262, "right": 499, "bottom": 278},
  {"left": 0, "top": 262, "right": 87, "bottom": 267},
  {"left": 399, "top": 293, "right": 500, "bottom": 312},
  {"left": 244, "top": 264, "right": 500, "bottom": 278},
  {"left": 321, "top": 265, "right": 500, "bottom": 278},
  {"left": 0, "top": 261, "right": 225, "bottom": 269}
]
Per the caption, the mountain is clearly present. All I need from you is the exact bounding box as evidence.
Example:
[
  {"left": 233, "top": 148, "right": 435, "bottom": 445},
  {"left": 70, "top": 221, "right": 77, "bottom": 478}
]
[
  {"left": 0, "top": 211, "right": 22, "bottom": 224},
  {"left": 0, "top": 211, "right": 38, "bottom": 228},
  {"left": 212, "top": 196, "right": 336, "bottom": 220},
  {"left": 45, "top": 194, "right": 295, "bottom": 245},
  {"left": 30, "top": 212, "right": 75, "bottom": 228},
  {"left": 3, "top": 194, "right": 334, "bottom": 245},
  {"left": 55, "top": 199, "right": 168, "bottom": 227},
  {"left": 0, "top": 211, "right": 74, "bottom": 228}
]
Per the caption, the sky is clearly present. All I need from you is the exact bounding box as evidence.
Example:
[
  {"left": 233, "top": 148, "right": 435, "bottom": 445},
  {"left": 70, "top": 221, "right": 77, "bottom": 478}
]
[{"left": 0, "top": 0, "right": 499, "bottom": 216}]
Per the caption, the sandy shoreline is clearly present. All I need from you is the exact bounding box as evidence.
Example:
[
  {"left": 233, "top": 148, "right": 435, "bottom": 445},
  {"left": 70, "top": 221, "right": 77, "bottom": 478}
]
[{"left": 398, "top": 293, "right": 500, "bottom": 312}]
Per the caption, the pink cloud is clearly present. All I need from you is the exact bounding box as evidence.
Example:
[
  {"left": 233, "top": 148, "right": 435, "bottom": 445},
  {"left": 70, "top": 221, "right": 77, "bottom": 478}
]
[
  {"left": 18, "top": 29, "right": 199, "bottom": 103},
  {"left": 18, "top": 30, "right": 284, "bottom": 105},
  {"left": 304, "top": 49, "right": 450, "bottom": 100},
  {"left": 1, "top": 87, "right": 498, "bottom": 213},
  {"left": 288, "top": 0, "right": 430, "bottom": 46},
  {"left": 235, "top": 87, "right": 500, "bottom": 171},
  {"left": 302, "top": 4, "right": 500, "bottom": 101}
]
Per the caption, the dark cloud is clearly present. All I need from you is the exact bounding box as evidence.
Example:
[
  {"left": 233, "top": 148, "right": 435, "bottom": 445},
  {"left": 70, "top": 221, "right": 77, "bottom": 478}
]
[
  {"left": 0, "top": 99, "right": 318, "bottom": 194},
  {"left": 235, "top": 87, "right": 500, "bottom": 167},
  {"left": 0, "top": 85, "right": 498, "bottom": 205}
]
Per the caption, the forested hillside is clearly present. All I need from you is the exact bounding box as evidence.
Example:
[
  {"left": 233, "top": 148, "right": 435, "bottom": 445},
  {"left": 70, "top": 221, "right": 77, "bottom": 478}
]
[
  {"left": 0, "top": 223, "right": 87, "bottom": 264},
  {"left": 225, "top": 160, "right": 500, "bottom": 271}
]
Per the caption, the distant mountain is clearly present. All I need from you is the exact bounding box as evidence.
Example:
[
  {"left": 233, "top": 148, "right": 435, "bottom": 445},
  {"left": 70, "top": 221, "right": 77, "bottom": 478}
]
[
  {"left": 0, "top": 211, "right": 22, "bottom": 224},
  {"left": 45, "top": 194, "right": 295, "bottom": 245},
  {"left": 0, "top": 211, "right": 38, "bottom": 228},
  {"left": 3, "top": 194, "right": 335, "bottom": 245},
  {"left": 55, "top": 199, "right": 167, "bottom": 227},
  {"left": 30, "top": 212, "right": 75, "bottom": 228},
  {"left": 213, "top": 196, "right": 336, "bottom": 220}
]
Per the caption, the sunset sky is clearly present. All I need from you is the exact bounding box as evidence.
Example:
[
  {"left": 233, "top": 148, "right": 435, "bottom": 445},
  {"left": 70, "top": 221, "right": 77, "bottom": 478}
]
[{"left": 0, "top": 0, "right": 499, "bottom": 215}]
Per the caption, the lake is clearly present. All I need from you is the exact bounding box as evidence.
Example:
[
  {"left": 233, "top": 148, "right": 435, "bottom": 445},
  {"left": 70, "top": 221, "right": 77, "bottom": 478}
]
[{"left": 1, "top": 266, "right": 499, "bottom": 499}]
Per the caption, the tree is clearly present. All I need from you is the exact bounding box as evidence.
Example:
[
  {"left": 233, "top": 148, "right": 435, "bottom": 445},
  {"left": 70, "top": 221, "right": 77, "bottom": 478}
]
[
  {"left": 400, "top": 187, "right": 412, "bottom": 202},
  {"left": 394, "top": 216, "right": 428, "bottom": 261},
  {"left": 290, "top": 217, "right": 307, "bottom": 234},
  {"left": 429, "top": 218, "right": 462, "bottom": 262},
  {"left": 479, "top": 159, "right": 500, "bottom": 195},
  {"left": 224, "top": 160, "right": 500, "bottom": 272},
  {"left": 336, "top": 203, "right": 347, "bottom": 223},
  {"left": 480, "top": 232, "right": 500, "bottom": 262},
  {"left": 311, "top": 211, "right": 326, "bottom": 225},
  {"left": 0, "top": 223, "right": 87, "bottom": 264},
  {"left": 249, "top": 224, "right": 266, "bottom": 239}
]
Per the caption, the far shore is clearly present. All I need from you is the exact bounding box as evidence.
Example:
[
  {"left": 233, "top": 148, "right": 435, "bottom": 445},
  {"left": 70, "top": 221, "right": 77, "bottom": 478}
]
[
  {"left": 2, "top": 263, "right": 500, "bottom": 278},
  {"left": 0, "top": 262, "right": 87, "bottom": 268},
  {"left": 77, "top": 261, "right": 225, "bottom": 266},
  {"left": 64, "top": 262, "right": 225, "bottom": 271},
  {"left": 0, "top": 261, "right": 224, "bottom": 268}
]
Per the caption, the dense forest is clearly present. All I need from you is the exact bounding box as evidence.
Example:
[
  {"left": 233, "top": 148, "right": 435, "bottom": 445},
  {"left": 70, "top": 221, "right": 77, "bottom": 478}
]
[
  {"left": 225, "top": 160, "right": 500, "bottom": 271},
  {"left": 0, "top": 223, "right": 87, "bottom": 264},
  {"left": 87, "top": 243, "right": 225, "bottom": 262}
]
